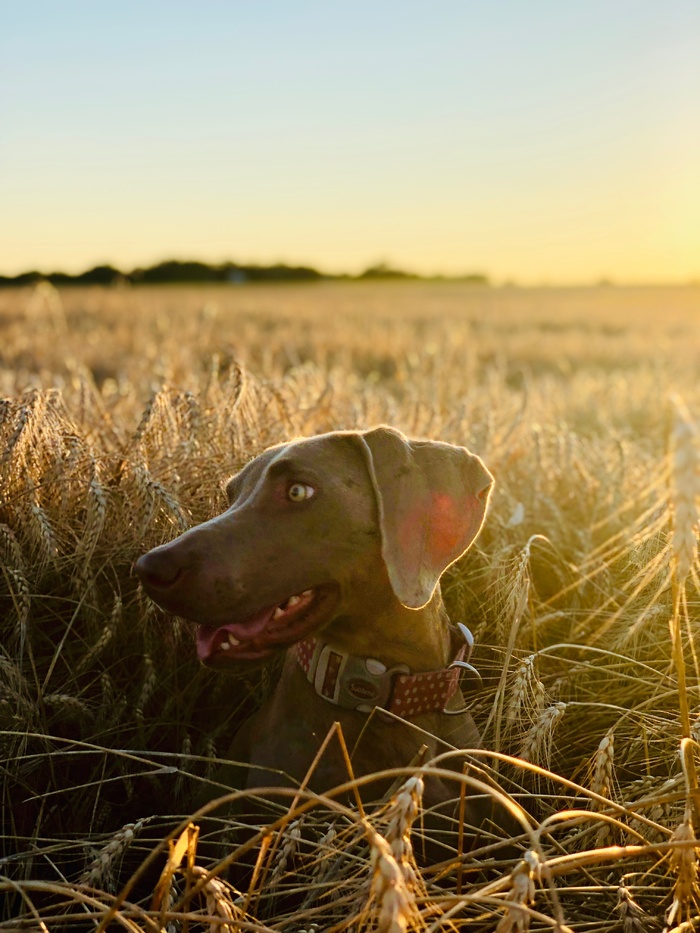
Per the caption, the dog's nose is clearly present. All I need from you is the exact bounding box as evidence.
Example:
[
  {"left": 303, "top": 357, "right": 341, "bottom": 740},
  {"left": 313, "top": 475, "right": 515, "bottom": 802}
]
[{"left": 135, "top": 549, "right": 184, "bottom": 591}]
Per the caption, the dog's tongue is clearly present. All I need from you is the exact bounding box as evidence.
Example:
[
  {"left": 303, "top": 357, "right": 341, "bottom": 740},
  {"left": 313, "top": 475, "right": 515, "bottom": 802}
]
[{"left": 196, "top": 606, "right": 277, "bottom": 661}]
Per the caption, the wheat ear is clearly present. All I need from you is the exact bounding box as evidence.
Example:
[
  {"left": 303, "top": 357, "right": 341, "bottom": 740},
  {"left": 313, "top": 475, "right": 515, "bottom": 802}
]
[
  {"left": 616, "top": 884, "right": 649, "bottom": 932},
  {"left": 669, "top": 398, "right": 700, "bottom": 821},
  {"left": 269, "top": 818, "right": 302, "bottom": 888},
  {"left": 591, "top": 730, "right": 616, "bottom": 802},
  {"left": 367, "top": 830, "right": 417, "bottom": 933},
  {"left": 495, "top": 849, "right": 540, "bottom": 933},
  {"left": 188, "top": 865, "right": 244, "bottom": 933},
  {"left": 670, "top": 396, "right": 699, "bottom": 586},
  {"left": 665, "top": 806, "right": 698, "bottom": 930},
  {"left": 80, "top": 819, "right": 148, "bottom": 891},
  {"left": 384, "top": 774, "right": 424, "bottom": 888}
]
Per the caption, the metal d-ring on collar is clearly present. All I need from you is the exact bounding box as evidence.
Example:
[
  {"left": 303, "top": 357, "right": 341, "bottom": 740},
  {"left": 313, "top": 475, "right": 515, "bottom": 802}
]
[{"left": 442, "top": 622, "right": 483, "bottom": 716}]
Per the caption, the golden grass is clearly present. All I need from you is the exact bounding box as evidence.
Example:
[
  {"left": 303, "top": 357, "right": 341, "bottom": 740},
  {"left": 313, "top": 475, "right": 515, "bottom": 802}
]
[{"left": 0, "top": 280, "right": 699, "bottom": 930}]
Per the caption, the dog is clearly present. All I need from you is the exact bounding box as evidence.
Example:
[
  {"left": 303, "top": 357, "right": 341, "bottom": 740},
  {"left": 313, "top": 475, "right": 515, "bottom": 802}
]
[{"left": 135, "top": 425, "right": 493, "bottom": 806}]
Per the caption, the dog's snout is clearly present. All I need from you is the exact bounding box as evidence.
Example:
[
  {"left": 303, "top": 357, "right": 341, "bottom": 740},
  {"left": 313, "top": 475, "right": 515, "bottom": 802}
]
[{"left": 135, "top": 549, "right": 185, "bottom": 591}]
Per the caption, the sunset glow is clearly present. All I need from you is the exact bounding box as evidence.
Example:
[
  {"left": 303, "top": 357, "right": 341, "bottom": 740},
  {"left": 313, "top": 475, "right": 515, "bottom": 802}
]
[{"left": 2, "top": 1, "right": 699, "bottom": 283}]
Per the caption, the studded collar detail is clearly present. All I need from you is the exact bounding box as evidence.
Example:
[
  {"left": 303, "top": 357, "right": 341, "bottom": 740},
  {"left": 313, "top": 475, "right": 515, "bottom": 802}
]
[{"left": 295, "top": 622, "right": 480, "bottom": 719}]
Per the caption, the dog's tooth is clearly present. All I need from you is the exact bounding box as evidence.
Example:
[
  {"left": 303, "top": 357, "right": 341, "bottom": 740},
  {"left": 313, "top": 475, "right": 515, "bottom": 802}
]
[
  {"left": 273, "top": 606, "right": 285, "bottom": 620},
  {"left": 228, "top": 634, "right": 240, "bottom": 646},
  {"left": 301, "top": 589, "right": 313, "bottom": 598},
  {"left": 287, "top": 595, "right": 301, "bottom": 607},
  {"left": 220, "top": 641, "right": 231, "bottom": 651}
]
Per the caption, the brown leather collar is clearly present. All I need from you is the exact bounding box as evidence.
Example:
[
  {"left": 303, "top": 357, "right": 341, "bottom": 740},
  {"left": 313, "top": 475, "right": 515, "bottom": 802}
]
[{"left": 295, "top": 622, "right": 480, "bottom": 718}]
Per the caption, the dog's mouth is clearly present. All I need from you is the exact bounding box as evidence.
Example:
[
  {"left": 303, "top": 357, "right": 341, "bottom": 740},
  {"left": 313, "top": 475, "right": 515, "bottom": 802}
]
[{"left": 195, "top": 583, "right": 339, "bottom": 664}]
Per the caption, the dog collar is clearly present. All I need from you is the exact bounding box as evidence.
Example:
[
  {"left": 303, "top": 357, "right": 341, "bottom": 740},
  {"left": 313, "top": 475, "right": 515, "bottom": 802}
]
[{"left": 295, "top": 622, "right": 480, "bottom": 718}]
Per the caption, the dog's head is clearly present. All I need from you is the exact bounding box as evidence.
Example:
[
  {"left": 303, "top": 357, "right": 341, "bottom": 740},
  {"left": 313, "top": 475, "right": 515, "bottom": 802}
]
[{"left": 135, "top": 426, "right": 493, "bottom": 665}]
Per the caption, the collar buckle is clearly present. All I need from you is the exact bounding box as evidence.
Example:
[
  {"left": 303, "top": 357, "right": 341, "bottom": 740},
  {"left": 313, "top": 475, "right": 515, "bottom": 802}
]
[{"left": 307, "top": 640, "right": 409, "bottom": 711}]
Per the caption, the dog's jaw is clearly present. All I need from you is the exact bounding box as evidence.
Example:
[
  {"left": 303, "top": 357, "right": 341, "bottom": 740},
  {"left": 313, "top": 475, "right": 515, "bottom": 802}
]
[{"left": 195, "top": 583, "right": 340, "bottom": 664}]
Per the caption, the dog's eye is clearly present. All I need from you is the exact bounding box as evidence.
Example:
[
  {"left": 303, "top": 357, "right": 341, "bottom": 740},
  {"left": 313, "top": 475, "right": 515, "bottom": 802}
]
[{"left": 287, "top": 482, "right": 315, "bottom": 502}]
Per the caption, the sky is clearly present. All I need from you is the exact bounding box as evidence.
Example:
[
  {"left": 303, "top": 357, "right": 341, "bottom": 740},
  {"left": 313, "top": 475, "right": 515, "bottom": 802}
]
[{"left": 1, "top": 1, "right": 699, "bottom": 284}]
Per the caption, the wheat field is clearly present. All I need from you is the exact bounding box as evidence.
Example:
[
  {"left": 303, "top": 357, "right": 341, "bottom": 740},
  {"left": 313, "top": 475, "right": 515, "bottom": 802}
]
[{"left": 1, "top": 281, "right": 699, "bottom": 931}]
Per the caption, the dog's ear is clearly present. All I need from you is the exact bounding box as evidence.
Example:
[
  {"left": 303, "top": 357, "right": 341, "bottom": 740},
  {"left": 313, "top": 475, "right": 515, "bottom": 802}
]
[{"left": 360, "top": 425, "right": 493, "bottom": 609}]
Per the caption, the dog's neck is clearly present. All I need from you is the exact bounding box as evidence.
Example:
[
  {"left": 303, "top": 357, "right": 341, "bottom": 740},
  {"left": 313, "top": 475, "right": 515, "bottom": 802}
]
[{"left": 319, "top": 589, "right": 453, "bottom": 673}]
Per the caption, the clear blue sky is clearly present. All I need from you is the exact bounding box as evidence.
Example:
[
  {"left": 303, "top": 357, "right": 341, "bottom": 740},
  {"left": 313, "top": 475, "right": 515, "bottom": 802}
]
[{"left": 2, "top": 1, "right": 699, "bottom": 282}]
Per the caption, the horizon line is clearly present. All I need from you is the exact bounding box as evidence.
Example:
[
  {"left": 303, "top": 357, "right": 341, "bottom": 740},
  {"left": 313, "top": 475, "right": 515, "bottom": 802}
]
[{"left": 1, "top": 257, "right": 698, "bottom": 290}]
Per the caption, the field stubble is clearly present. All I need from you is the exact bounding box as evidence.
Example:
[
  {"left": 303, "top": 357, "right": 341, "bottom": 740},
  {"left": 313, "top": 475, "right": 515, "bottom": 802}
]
[{"left": 0, "top": 281, "right": 699, "bottom": 931}]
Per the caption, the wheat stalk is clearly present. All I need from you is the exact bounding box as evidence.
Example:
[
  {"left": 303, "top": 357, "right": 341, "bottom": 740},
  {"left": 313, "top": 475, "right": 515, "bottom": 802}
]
[
  {"left": 78, "top": 593, "right": 121, "bottom": 672},
  {"left": 669, "top": 399, "right": 700, "bottom": 821},
  {"left": 505, "top": 654, "right": 547, "bottom": 730},
  {"left": 366, "top": 830, "right": 417, "bottom": 933},
  {"left": 174, "top": 732, "right": 194, "bottom": 801},
  {"left": 299, "top": 822, "right": 341, "bottom": 912},
  {"left": 0, "top": 394, "right": 34, "bottom": 470},
  {"left": 519, "top": 701, "right": 567, "bottom": 767},
  {"left": 495, "top": 849, "right": 540, "bottom": 933},
  {"left": 201, "top": 735, "right": 219, "bottom": 781},
  {"left": 187, "top": 865, "right": 244, "bottom": 933},
  {"left": 0, "top": 397, "right": 11, "bottom": 432},
  {"left": 502, "top": 540, "right": 534, "bottom": 637},
  {"left": 269, "top": 817, "right": 303, "bottom": 888},
  {"left": 81, "top": 455, "right": 107, "bottom": 567},
  {"left": 131, "top": 391, "right": 160, "bottom": 449},
  {"left": 592, "top": 730, "right": 616, "bottom": 801},
  {"left": 616, "top": 884, "right": 651, "bottom": 932},
  {"left": 28, "top": 486, "right": 58, "bottom": 568},
  {"left": 665, "top": 806, "right": 699, "bottom": 931},
  {"left": 383, "top": 774, "right": 423, "bottom": 891},
  {"left": 311, "top": 823, "right": 337, "bottom": 886},
  {"left": 670, "top": 397, "right": 699, "bottom": 586},
  {"left": 0, "top": 523, "right": 31, "bottom": 655},
  {"left": 180, "top": 389, "right": 202, "bottom": 453},
  {"left": 80, "top": 818, "right": 148, "bottom": 891},
  {"left": 43, "top": 693, "right": 91, "bottom": 719},
  {"left": 135, "top": 653, "right": 157, "bottom": 726}
]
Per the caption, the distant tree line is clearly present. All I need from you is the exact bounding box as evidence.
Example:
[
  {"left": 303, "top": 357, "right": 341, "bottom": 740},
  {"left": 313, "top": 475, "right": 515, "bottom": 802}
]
[{"left": 0, "top": 259, "right": 489, "bottom": 287}]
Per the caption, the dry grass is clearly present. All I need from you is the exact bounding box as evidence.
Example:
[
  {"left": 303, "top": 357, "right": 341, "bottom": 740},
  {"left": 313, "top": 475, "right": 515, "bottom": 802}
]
[{"left": 1, "top": 280, "right": 699, "bottom": 930}]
